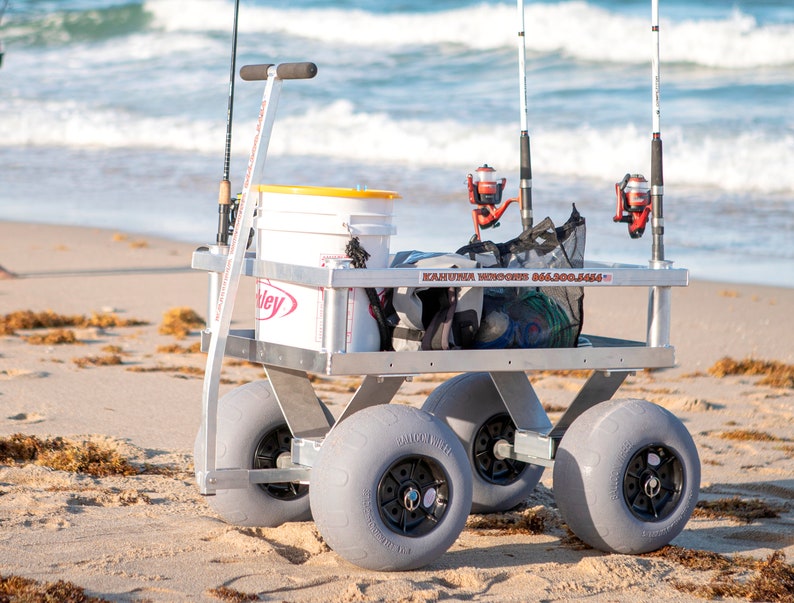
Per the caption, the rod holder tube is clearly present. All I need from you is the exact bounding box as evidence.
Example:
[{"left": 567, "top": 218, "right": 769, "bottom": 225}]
[
  {"left": 647, "top": 260, "right": 673, "bottom": 348},
  {"left": 322, "top": 258, "right": 352, "bottom": 354},
  {"left": 206, "top": 244, "right": 229, "bottom": 328}
]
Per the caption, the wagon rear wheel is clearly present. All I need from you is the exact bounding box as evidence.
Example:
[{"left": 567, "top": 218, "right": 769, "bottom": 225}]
[
  {"left": 422, "top": 372, "right": 544, "bottom": 512},
  {"left": 194, "top": 380, "right": 331, "bottom": 527}
]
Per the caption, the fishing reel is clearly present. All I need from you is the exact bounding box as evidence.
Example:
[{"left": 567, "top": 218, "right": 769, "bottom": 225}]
[
  {"left": 613, "top": 173, "right": 652, "bottom": 239},
  {"left": 467, "top": 164, "right": 517, "bottom": 240}
]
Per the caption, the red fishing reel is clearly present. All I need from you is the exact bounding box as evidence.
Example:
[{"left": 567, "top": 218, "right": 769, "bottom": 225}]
[
  {"left": 467, "top": 164, "right": 517, "bottom": 240},
  {"left": 613, "top": 173, "right": 652, "bottom": 239}
]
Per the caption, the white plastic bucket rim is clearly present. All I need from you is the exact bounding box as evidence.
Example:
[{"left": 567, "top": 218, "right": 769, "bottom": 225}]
[{"left": 256, "top": 212, "right": 396, "bottom": 236}]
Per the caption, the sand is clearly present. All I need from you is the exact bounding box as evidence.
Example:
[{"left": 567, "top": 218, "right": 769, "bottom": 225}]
[{"left": 0, "top": 220, "right": 792, "bottom": 602}]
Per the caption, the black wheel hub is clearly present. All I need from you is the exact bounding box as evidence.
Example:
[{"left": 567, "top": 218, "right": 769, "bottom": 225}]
[
  {"left": 473, "top": 413, "right": 526, "bottom": 485},
  {"left": 377, "top": 455, "right": 449, "bottom": 537},
  {"left": 623, "top": 444, "right": 684, "bottom": 522},
  {"left": 253, "top": 424, "right": 307, "bottom": 500}
]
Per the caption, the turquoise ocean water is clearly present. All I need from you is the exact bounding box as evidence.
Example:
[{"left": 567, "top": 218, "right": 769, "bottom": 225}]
[{"left": 1, "top": 0, "right": 792, "bottom": 286}]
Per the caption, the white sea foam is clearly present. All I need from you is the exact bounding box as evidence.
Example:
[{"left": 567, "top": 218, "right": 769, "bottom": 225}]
[
  {"left": 143, "top": 0, "right": 794, "bottom": 68},
  {"left": 3, "top": 98, "right": 791, "bottom": 194}
]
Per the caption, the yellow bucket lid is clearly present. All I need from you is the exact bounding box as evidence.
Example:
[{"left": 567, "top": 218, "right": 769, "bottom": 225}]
[{"left": 257, "top": 184, "right": 400, "bottom": 199}]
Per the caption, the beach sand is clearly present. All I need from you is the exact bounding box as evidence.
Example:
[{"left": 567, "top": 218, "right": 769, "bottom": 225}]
[{"left": 1, "top": 221, "right": 792, "bottom": 602}]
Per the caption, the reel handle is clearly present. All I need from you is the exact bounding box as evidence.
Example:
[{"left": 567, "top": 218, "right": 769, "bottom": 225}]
[{"left": 240, "top": 62, "right": 318, "bottom": 81}]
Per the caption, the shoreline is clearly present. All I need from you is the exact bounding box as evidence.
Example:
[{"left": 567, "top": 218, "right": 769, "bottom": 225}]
[{"left": 1, "top": 220, "right": 792, "bottom": 602}]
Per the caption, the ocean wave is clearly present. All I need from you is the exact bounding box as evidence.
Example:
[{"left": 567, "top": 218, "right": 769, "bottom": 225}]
[
  {"left": 1, "top": 2, "right": 151, "bottom": 46},
  {"left": 3, "top": 98, "right": 791, "bottom": 194},
  {"left": 142, "top": 0, "right": 794, "bottom": 69},
  {"left": 6, "top": 0, "right": 790, "bottom": 68}
]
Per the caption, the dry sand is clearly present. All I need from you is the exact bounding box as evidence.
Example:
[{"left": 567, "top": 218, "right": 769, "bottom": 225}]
[{"left": 0, "top": 220, "right": 792, "bottom": 602}]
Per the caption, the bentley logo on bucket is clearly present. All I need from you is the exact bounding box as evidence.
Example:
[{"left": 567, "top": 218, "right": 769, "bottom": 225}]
[{"left": 255, "top": 280, "right": 298, "bottom": 320}]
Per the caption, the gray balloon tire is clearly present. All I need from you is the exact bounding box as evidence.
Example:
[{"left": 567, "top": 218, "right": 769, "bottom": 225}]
[
  {"left": 309, "top": 404, "right": 473, "bottom": 571},
  {"left": 422, "top": 372, "right": 545, "bottom": 513},
  {"left": 194, "top": 380, "right": 330, "bottom": 527},
  {"left": 553, "top": 398, "right": 700, "bottom": 554}
]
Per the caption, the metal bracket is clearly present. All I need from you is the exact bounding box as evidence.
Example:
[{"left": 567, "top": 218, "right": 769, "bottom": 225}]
[
  {"left": 291, "top": 437, "right": 323, "bottom": 468},
  {"left": 495, "top": 433, "right": 556, "bottom": 467},
  {"left": 548, "top": 370, "right": 630, "bottom": 439},
  {"left": 264, "top": 365, "right": 334, "bottom": 439},
  {"left": 489, "top": 371, "right": 552, "bottom": 433},
  {"left": 334, "top": 374, "right": 406, "bottom": 428}
]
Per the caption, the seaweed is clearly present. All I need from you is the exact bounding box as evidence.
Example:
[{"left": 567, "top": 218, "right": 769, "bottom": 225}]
[
  {"left": 709, "top": 357, "right": 794, "bottom": 389},
  {"left": 465, "top": 507, "right": 550, "bottom": 536},
  {"left": 0, "top": 434, "right": 137, "bottom": 477},
  {"left": 156, "top": 342, "right": 202, "bottom": 354},
  {"left": 644, "top": 545, "right": 734, "bottom": 572},
  {"left": 158, "top": 307, "right": 204, "bottom": 339},
  {"left": 693, "top": 497, "right": 786, "bottom": 523},
  {"left": 0, "top": 574, "right": 111, "bottom": 602},
  {"left": 206, "top": 586, "right": 260, "bottom": 602},
  {"left": 672, "top": 551, "right": 794, "bottom": 602},
  {"left": 21, "top": 328, "right": 79, "bottom": 345},
  {"left": 719, "top": 429, "right": 787, "bottom": 443},
  {"left": 0, "top": 309, "right": 147, "bottom": 337},
  {"left": 72, "top": 354, "right": 124, "bottom": 368}
]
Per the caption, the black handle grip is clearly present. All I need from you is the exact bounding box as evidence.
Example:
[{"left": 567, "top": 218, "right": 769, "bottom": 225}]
[{"left": 240, "top": 62, "right": 318, "bottom": 81}]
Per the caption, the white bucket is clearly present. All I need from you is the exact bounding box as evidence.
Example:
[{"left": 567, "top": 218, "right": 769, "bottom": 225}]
[{"left": 254, "top": 185, "right": 399, "bottom": 352}]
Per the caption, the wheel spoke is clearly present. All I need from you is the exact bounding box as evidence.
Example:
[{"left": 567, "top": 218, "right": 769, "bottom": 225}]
[
  {"left": 378, "top": 454, "right": 450, "bottom": 538},
  {"left": 473, "top": 413, "right": 526, "bottom": 486},
  {"left": 658, "top": 477, "right": 680, "bottom": 494},
  {"left": 253, "top": 423, "right": 308, "bottom": 500},
  {"left": 622, "top": 443, "right": 683, "bottom": 522}
]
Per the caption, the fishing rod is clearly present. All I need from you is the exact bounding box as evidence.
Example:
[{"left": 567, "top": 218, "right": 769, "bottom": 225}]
[
  {"left": 650, "top": 0, "right": 664, "bottom": 262},
  {"left": 216, "top": 0, "right": 241, "bottom": 246},
  {"left": 516, "top": 0, "right": 533, "bottom": 231},
  {"left": 462, "top": 1, "right": 534, "bottom": 240},
  {"left": 612, "top": 1, "right": 666, "bottom": 246},
  {"left": 0, "top": 0, "right": 9, "bottom": 68}
]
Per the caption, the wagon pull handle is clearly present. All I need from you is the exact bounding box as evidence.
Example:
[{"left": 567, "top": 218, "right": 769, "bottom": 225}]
[{"left": 240, "top": 62, "right": 318, "bottom": 81}]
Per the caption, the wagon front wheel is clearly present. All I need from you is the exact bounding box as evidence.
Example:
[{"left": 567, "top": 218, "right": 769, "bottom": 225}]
[
  {"left": 552, "top": 398, "right": 700, "bottom": 554},
  {"left": 310, "top": 404, "right": 473, "bottom": 571}
]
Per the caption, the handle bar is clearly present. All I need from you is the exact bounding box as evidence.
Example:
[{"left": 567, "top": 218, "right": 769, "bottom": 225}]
[{"left": 240, "top": 62, "right": 318, "bottom": 81}]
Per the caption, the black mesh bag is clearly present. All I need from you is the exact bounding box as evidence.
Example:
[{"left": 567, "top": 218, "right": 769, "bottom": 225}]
[{"left": 456, "top": 204, "right": 586, "bottom": 349}]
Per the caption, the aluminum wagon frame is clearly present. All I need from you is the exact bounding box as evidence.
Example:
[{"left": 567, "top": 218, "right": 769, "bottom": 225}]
[{"left": 192, "top": 6, "right": 700, "bottom": 568}]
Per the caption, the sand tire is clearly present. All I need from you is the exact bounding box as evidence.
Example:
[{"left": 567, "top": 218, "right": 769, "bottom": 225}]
[
  {"left": 310, "top": 404, "right": 472, "bottom": 571},
  {"left": 194, "top": 380, "right": 331, "bottom": 527},
  {"left": 553, "top": 398, "right": 700, "bottom": 553},
  {"left": 422, "top": 372, "right": 544, "bottom": 512}
]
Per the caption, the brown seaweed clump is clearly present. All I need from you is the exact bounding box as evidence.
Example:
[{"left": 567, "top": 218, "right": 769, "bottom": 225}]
[
  {"left": 671, "top": 550, "right": 794, "bottom": 602},
  {"left": 156, "top": 342, "right": 203, "bottom": 354},
  {"left": 709, "top": 356, "right": 794, "bottom": 389},
  {"left": 465, "top": 506, "right": 552, "bottom": 536},
  {"left": 693, "top": 496, "right": 786, "bottom": 523},
  {"left": 0, "top": 434, "right": 137, "bottom": 477},
  {"left": 718, "top": 429, "right": 787, "bottom": 443},
  {"left": 72, "top": 354, "right": 124, "bottom": 368},
  {"left": 206, "top": 586, "right": 260, "bottom": 602},
  {"left": 0, "top": 574, "right": 111, "bottom": 602},
  {"left": 21, "top": 328, "right": 79, "bottom": 345},
  {"left": 0, "top": 309, "right": 147, "bottom": 337},
  {"left": 644, "top": 545, "right": 734, "bottom": 572},
  {"left": 158, "top": 307, "right": 205, "bottom": 339}
]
